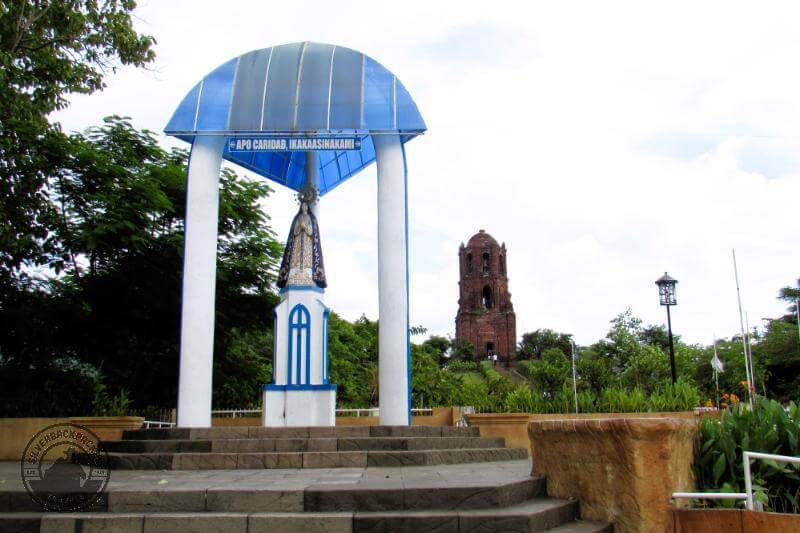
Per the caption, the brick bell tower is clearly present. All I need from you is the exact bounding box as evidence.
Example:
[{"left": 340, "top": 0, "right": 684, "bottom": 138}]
[{"left": 455, "top": 230, "right": 517, "bottom": 363}]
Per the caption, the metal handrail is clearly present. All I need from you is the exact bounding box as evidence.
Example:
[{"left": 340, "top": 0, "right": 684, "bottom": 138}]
[
  {"left": 672, "top": 450, "right": 800, "bottom": 511},
  {"left": 672, "top": 492, "right": 747, "bottom": 501},
  {"left": 743, "top": 451, "right": 800, "bottom": 511}
]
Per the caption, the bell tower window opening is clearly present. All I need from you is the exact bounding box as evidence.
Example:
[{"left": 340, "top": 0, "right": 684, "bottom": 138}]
[
  {"left": 499, "top": 254, "right": 505, "bottom": 275},
  {"left": 482, "top": 252, "right": 490, "bottom": 274},
  {"left": 466, "top": 253, "right": 473, "bottom": 273},
  {"left": 482, "top": 285, "right": 493, "bottom": 309}
]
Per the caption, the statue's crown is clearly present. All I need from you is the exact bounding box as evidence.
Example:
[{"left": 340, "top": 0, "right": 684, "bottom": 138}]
[{"left": 297, "top": 184, "right": 319, "bottom": 206}]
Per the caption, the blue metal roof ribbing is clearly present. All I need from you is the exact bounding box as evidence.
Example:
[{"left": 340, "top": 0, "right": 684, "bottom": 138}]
[{"left": 165, "top": 42, "right": 426, "bottom": 195}]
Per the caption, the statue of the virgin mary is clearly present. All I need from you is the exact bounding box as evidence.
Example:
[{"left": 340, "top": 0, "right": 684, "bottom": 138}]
[{"left": 277, "top": 199, "right": 326, "bottom": 289}]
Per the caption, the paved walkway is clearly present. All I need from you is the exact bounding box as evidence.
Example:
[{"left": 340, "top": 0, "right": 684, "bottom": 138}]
[{"left": 1, "top": 459, "right": 532, "bottom": 492}]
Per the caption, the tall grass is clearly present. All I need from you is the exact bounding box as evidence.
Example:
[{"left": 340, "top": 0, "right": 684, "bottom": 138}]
[{"left": 502, "top": 379, "right": 701, "bottom": 414}]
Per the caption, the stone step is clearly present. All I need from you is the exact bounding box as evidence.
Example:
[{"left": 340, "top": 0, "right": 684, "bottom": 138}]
[
  {"left": 103, "top": 436, "right": 505, "bottom": 454},
  {"left": 0, "top": 498, "right": 590, "bottom": 532},
  {"left": 75, "top": 447, "right": 528, "bottom": 470},
  {"left": 545, "top": 519, "right": 614, "bottom": 532},
  {"left": 0, "top": 477, "right": 542, "bottom": 513},
  {"left": 122, "top": 425, "right": 480, "bottom": 441}
]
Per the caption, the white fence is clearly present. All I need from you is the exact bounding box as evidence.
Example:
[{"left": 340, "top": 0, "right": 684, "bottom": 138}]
[{"left": 209, "top": 408, "right": 436, "bottom": 418}]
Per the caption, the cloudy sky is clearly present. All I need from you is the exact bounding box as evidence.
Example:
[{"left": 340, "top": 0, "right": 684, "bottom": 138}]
[{"left": 54, "top": 1, "right": 800, "bottom": 346}]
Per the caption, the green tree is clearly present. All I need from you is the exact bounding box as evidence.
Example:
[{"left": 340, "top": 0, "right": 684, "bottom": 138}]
[
  {"left": 758, "top": 319, "right": 800, "bottom": 401},
  {"left": 411, "top": 344, "right": 463, "bottom": 407},
  {"left": 0, "top": 0, "right": 155, "bottom": 289},
  {"left": 0, "top": 117, "right": 283, "bottom": 413},
  {"left": 421, "top": 335, "right": 450, "bottom": 366},
  {"left": 516, "top": 328, "right": 573, "bottom": 360},
  {"left": 327, "top": 313, "right": 378, "bottom": 408},
  {"left": 450, "top": 338, "right": 476, "bottom": 361},
  {"left": 778, "top": 278, "right": 800, "bottom": 317},
  {"left": 518, "top": 348, "right": 570, "bottom": 396},
  {"left": 693, "top": 337, "right": 768, "bottom": 402}
]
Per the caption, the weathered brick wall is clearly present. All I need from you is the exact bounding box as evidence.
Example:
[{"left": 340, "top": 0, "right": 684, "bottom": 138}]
[{"left": 455, "top": 230, "right": 517, "bottom": 362}]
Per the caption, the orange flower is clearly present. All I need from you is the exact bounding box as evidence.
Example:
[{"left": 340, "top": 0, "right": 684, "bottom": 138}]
[
  {"left": 730, "top": 394, "right": 739, "bottom": 404},
  {"left": 705, "top": 400, "right": 714, "bottom": 407}
]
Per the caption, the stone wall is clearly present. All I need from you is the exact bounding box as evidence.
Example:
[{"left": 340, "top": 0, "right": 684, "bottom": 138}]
[
  {"left": 0, "top": 417, "right": 143, "bottom": 460},
  {"left": 528, "top": 417, "right": 698, "bottom": 532},
  {"left": 467, "top": 411, "right": 715, "bottom": 457}
]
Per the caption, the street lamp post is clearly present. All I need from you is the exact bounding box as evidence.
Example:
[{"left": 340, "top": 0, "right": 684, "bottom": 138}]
[{"left": 655, "top": 272, "right": 678, "bottom": 384}]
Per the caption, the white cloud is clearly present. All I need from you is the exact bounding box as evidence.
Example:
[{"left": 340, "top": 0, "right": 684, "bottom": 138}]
[{"left": 53, "top": 0, "right": 800, "bottom": 346}]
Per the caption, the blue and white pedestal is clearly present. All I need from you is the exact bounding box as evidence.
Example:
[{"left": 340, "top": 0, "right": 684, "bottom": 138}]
[{"left": 262, "top": 286, "right": 336, "bottom": 427}]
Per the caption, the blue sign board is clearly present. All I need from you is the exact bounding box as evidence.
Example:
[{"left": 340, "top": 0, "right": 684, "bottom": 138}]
[{"left": 227, "top": 136, "right": 361, "bottom": 152}]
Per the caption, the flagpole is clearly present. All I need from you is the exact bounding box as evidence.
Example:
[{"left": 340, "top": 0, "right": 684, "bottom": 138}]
[
  {"left": 571, "top": 340, "right": 578, "bottom": 414},
  {"left": 712, "top": 335, "right": 720, "bottom": 409},
  {"left": 796, "top": 298, "right": 800, "bottom": 345},
  {"left": 732, "top": 249, "right": 755, "bottom": 409},
  {"left": 745, "top": 312, "right": 756, "bottom": 397}
]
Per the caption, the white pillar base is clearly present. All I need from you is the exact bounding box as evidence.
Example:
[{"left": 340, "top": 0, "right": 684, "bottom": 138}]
[
  {"left": 374, "top": 134, "right": 411, "bottom": 426},
  {"left": 177, "top": 136, "right": 225, "bottom": 428},
  {"left": 262, "top": 386, "right": 337, "bottom": 427}
]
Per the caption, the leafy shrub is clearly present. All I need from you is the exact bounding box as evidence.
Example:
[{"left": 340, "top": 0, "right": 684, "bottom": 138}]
[
  {"left": 649, "top": 379, "right": 701, "bottom": 412},
  {"left": 695, "top": 398, "right": 800, "bottom": 513},
  {"left": 457, "top": 373, "right": 493, "bottom": 410},
  {"left": 480, "top": 361, "right": 514, "bottom": 403},
  {"left": 92, "top": 384, "right": 132, "bottom": 416},
  {"left": 598, "top": 386, "right": 648, "bottom": 413},
  {"left": 445, "top": 360, "right": 478, "bottom": 373}
]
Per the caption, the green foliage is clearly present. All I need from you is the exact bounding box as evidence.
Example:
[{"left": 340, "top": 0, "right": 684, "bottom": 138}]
[
  {"left": 451, "top": 338, "right": 476, "bottom": 361},
  {"left": 419, "top": 335, "right": 450, "bottom": 366},
  {"left": 517, "top": 348, "right": 570, "bottom": 396},
  {"left": 502, "top": 378, "right": 701, "bottom": 414},
  {"left": 0, "top": 0, "right": 155, "bottom": 285},
  {"left": 92, "top": 384, "right": 132, "bottom": 417},
  {"left": 327, "top": 313, "right": 378, "bottom": 408},
  {"left": 694, "top": 338, "right": 768, "bottom": 400},
  {"left": 778, "top": 278, "right": 800, "bottom": 316},
  {"left": 516, "top": 329, "right": 573, "bottom": 361},
  {"left": 214, "top": 328, "right": 273, "bottom": 408},
  {"left": 411, "top": 345, "right": 465, "bottom": 408},
  {"left": 648, "top": 379, "right": 702, "bottom": 412},
  {"left": 444, "top": 360, "right": 478, "bottom": 373},
  {"left": 757, "top": 318, "right": 800, "bottom": 402},
  {"left": 505, "top": 386, "right": 540, "bottom": 413},
  {"left": 456, "top": 373, "right": 492, "bottom": 410},
  {"left": 480, "top": 360, "right": 514, "bottom": 405},
  {"left": 0, "top": 118, "right": 283, "bottom": 413},
  {"left": 696, "top": 399, "right": 800, "bottom": 512}
]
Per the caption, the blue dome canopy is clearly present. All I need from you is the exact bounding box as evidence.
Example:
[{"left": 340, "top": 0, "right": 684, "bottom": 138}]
[{"left": 165, "top": 42, "right": 426, "bottom": 195}]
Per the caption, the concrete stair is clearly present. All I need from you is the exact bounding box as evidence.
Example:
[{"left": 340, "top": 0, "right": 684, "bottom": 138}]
[
  {"left": 73, "top": 425, "right": 528, "bottom": 471},
  {"left": 0, "top": 507, "right": 611, "bottom": 532},
  {"left": 0, "top": 426, "right": 613, "bottom": 531}
]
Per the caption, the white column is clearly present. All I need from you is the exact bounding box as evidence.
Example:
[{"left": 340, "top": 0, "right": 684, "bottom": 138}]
[
  {"left": 373, "top": 134, "right": 411, "bottom": 426},
  {"left": 177, "top": 135, "right": 225, "bottom": 427}
]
